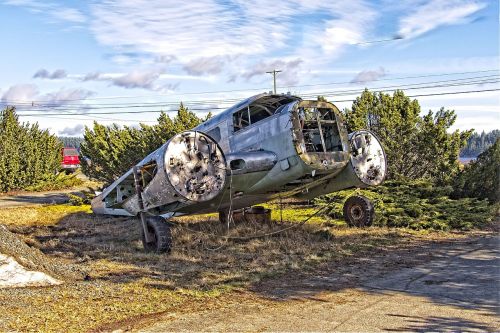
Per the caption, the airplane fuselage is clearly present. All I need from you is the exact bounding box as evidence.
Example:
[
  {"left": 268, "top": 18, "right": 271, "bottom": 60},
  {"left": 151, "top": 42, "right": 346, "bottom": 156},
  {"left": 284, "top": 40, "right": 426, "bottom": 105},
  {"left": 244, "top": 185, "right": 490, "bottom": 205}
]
[{"left": 91, "top": 93, "right": 386, "bottom": 218}]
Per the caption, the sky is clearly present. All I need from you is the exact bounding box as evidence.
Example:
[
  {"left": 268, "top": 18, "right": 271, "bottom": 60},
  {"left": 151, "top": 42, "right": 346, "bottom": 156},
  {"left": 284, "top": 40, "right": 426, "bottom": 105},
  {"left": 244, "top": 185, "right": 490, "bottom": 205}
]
[{"left": 0, "top": 0, "right": 498, "bottom": 136}]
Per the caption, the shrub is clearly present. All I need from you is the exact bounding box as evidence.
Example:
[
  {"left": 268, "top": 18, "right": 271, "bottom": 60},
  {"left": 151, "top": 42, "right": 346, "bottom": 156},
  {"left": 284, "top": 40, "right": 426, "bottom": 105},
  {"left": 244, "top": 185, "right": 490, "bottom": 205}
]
[{"left": 316, "top": 180, "right": 496, "bottom": 231}]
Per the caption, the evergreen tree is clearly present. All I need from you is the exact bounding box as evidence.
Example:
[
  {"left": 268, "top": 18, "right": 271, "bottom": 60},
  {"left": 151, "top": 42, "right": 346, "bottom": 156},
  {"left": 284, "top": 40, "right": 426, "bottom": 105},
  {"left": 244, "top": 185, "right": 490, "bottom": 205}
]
[
  {"left": 81, "top": 103, "right": 204, "bottom": 183},
  {"left": 453, "top": 138, "right": 499, "bottom": 202},
  {"left": 460, "top": 130, "right": 499, "bottom": 157},
  {"left": 344, "top": 89, "right": 471, "bottom": 183},
  {"left": 0, "top": 107, "right": 62, "bottom": 192},
  {"left": 58, "top": 136, "right": 84, "bottom": 149}
]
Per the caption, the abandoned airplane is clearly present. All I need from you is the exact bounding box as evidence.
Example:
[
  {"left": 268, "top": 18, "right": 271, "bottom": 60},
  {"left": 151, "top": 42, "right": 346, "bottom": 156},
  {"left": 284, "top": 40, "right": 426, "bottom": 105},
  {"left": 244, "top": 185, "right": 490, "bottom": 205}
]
[{"left": 91, "top": 93, "right": 387, "bottom": 253}]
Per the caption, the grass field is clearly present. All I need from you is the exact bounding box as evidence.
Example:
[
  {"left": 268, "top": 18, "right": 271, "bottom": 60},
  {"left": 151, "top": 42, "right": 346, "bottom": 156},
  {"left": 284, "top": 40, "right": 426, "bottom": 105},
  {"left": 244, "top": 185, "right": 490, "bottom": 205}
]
[{"left": 0, "top": 191, "right": 496, "bottom": 332}]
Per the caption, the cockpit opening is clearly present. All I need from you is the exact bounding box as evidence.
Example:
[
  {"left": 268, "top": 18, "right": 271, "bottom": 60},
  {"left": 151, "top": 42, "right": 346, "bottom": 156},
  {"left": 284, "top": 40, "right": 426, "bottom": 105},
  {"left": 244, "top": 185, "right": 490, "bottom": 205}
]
[
  {"left": 298, "top": 106, "right": 343, "bottom": 153},
  {"left": 233, "top": 95, "right": 298, "bottom": 132}
]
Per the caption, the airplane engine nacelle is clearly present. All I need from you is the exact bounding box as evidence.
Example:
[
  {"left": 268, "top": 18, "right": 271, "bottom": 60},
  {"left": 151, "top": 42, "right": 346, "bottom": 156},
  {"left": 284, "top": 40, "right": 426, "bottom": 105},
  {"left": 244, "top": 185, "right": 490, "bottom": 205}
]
[
  {"left": 92, "top": 131, "right": 227, "bottom": 216},
  {"left": 297, "top": 130, "right": 387, "bottom": 199}
]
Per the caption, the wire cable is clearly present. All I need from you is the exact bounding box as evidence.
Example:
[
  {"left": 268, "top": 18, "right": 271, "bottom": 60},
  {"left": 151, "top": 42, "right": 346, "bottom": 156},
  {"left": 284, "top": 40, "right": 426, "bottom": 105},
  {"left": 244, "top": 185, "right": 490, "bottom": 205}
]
[
  {"left": 3, "top": 69, "right": 498, "bottom": 104},
  {"left": 10, "top": 73, "right": 500, "bottom": 109},
  {"left": 13, "top": 74, "right": 499, "bottom": 112},
  {"left": 16, "top": 87, "right": 500, "bottom": 117}
]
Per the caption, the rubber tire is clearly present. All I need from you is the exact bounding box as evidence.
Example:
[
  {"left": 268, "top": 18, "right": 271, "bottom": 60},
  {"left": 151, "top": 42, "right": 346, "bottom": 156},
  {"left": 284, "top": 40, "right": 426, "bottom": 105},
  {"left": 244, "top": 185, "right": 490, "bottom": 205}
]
[
  {"left": 141, "top": 216, "right": 172, "bottom": 253},
  {"left": 343, "top": 195, "right": 374, "bottom": 227}
]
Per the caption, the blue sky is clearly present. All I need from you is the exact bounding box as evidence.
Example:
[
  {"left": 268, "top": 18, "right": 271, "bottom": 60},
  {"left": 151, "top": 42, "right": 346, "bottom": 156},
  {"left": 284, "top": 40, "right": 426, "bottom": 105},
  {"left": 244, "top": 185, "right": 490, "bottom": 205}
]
[{"left": 0, "top": 0, "right": 498, "bottom": 136}]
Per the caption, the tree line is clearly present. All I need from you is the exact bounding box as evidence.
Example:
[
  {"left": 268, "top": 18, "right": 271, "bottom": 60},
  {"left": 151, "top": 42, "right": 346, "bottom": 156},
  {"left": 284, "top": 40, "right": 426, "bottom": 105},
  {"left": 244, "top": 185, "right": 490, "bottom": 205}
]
[
  {"left": 460, "top": 130, "right": 499, "bottom": 157},
  {"left": 58, "top": 136, "right": 84, "bottom": 150},
  {"left": 1, "top": 91, "right": 497, "bottom": 202}
]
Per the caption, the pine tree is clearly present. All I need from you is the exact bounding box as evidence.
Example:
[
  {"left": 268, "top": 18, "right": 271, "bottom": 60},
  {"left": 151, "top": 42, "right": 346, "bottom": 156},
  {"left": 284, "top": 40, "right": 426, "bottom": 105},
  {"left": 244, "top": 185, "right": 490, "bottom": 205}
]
[
  {"left": 344, "top": 90, "right": 471, "bottom": 183},
  {"left": 454, "top": 138, "right": 499, "bottom": 202},
  {"left": 0, "top": 107, "right": 62, "bottom": 192},
  {"left": 81, "top": 103, "right": 204, "bottom": 183}
]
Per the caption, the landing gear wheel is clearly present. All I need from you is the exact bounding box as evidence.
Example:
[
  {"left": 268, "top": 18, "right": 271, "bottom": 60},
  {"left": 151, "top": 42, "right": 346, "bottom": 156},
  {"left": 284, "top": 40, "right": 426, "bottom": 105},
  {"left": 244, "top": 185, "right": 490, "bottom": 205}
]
[
  {"left": 141, "top": 216, "right": 172, "bottom": 253},
  {"left": 343, "top": 195, "right": 374, "bottom": 227}
]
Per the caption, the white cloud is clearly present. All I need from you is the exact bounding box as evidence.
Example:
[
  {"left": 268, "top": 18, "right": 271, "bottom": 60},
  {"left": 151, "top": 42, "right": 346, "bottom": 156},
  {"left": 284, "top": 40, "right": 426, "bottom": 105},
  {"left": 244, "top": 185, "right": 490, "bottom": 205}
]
[
  {"left": 88, "top": 1, "right": 377, "bottom": 74},
  {"left": 351, "top": 67, "right": 387, "bottom": 84},
  {"left": 80, "top": 69, "right": 176, "bottom": 91},
  {"left": 59, "top": 124, "right": 84, "bottom": 136},
  {"left": 3, "top": 0, "right": 87, "bottom": 24},
  {"left": 397, "top": 0, "right": 486, "bottom": 39},
  {"left": 318, "top": 3, "right": 377, "bottom": 54},
  {"left": 1, "top": 84, "right": 94, "bottom": 110},
  {"left": 50, "top": 7, "right": 86, "bottom": 23},
  {"left": 1, "top": 84, "right": 39, "bottom": 103},
  {"left": 183, "top": 56, "right": 229, "bottom": 76},
  {"left": 40, "top": 88, "right": 94, "bottom": 107},
  {"left": 5, "top": 0, "right": 379, "bottom": 85},
  {"left": 82, "top": 72, "right": 101, "bottom": 81},
  {"left": 111, "top": 70, "right": 161, "bottom": 90},
  {"left": 33, "top": 68, "right": 67, "bottom": 79}
]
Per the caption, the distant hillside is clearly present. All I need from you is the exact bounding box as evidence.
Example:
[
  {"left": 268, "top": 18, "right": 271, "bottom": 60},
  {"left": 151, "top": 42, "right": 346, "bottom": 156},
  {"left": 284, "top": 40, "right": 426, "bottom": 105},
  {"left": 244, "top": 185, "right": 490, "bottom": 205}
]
[
  {"left": 58, "top": 136, "right": 84, "bottom": 149},
  {"left": 460, "top": 130, "right": 499, "bottom": 157}
]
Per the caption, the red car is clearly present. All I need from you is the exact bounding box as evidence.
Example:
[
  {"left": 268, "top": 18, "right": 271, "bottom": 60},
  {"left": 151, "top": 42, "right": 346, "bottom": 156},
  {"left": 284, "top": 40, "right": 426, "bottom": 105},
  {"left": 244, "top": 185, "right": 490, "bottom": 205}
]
[{"left": 61, "top": 147, "right": 80, "bottom": 173}]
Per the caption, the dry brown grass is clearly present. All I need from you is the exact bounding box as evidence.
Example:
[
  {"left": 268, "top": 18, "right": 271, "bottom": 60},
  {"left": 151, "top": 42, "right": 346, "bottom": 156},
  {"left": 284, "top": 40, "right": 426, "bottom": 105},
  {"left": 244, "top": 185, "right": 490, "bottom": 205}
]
[{"left": 0, "top": 203, "right": 463, "bottom": 332}]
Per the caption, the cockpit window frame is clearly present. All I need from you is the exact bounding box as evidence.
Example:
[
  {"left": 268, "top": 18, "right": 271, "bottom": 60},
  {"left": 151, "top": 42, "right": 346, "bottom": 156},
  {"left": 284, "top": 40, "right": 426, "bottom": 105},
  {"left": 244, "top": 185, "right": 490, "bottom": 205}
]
[{"left": 232, "top": 95, "right": 299, "bottom": 133}]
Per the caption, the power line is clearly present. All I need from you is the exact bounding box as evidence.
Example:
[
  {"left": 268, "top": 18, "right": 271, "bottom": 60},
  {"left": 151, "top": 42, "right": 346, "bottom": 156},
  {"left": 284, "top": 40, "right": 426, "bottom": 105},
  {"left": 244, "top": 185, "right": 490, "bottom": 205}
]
[
  {"left": 299, "top": 78, "right": 499, "bottom": 98},
  {"left": 3, "top": 69, "right": 499, "bottom": 104},
  {"left": 14, "top": 76, "right": 499, "bottom": 113},
  {"left": 12, "top": 74, "right": 499, "bottom": 111},
  {"left": 328, "top": 88, "right": 500, "bottom": 103},
  {"left": 40, "top": 114, "right": 158, "bottom": 123},
  {"left": 17, "top": 88, "right": 500, "bottom": 118},
  {"left": 12, "top": 72, "right": 498, "bottom": 108}
]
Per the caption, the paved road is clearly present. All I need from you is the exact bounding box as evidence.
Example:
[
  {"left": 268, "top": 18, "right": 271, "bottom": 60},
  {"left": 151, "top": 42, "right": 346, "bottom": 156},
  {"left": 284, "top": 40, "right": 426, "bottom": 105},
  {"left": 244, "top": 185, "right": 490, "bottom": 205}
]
[{"left": 139, "top": 234, "right": 499, "bottom": 332}]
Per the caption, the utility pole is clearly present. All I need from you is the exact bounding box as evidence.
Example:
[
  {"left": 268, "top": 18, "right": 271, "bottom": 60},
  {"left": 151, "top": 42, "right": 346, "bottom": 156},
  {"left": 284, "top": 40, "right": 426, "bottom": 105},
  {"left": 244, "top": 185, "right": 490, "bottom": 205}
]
[{"left": 266, "top": 69, "right": 281, "bottom": 94}]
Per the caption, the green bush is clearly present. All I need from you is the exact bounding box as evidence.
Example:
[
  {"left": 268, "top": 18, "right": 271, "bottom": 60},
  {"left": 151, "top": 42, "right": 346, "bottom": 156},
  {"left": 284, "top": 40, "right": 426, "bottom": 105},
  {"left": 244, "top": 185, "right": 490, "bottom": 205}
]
[
  {"left": 24, "top": 172, "right": 83, "bottom": 192},
  {"left": 316, "top": 180, "right": 496, "bottom": 231}
]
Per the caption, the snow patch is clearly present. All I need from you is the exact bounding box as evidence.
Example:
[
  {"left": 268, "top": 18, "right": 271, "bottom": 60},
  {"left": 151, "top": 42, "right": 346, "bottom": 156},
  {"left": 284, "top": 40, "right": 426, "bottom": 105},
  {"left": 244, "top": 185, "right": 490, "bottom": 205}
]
[{"left": 0, "top": 254, "right": 61, "bottom": 288}]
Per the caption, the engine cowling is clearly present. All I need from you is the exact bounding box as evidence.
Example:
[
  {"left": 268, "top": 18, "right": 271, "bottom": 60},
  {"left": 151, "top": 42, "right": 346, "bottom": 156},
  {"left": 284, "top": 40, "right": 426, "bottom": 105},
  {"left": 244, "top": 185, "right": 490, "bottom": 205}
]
[
  {"left": 92, "top": 131, "right": 227, "bottom": 216},
  {"left": 349, "top": 130, "right": 387, "bottom": 186}
]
